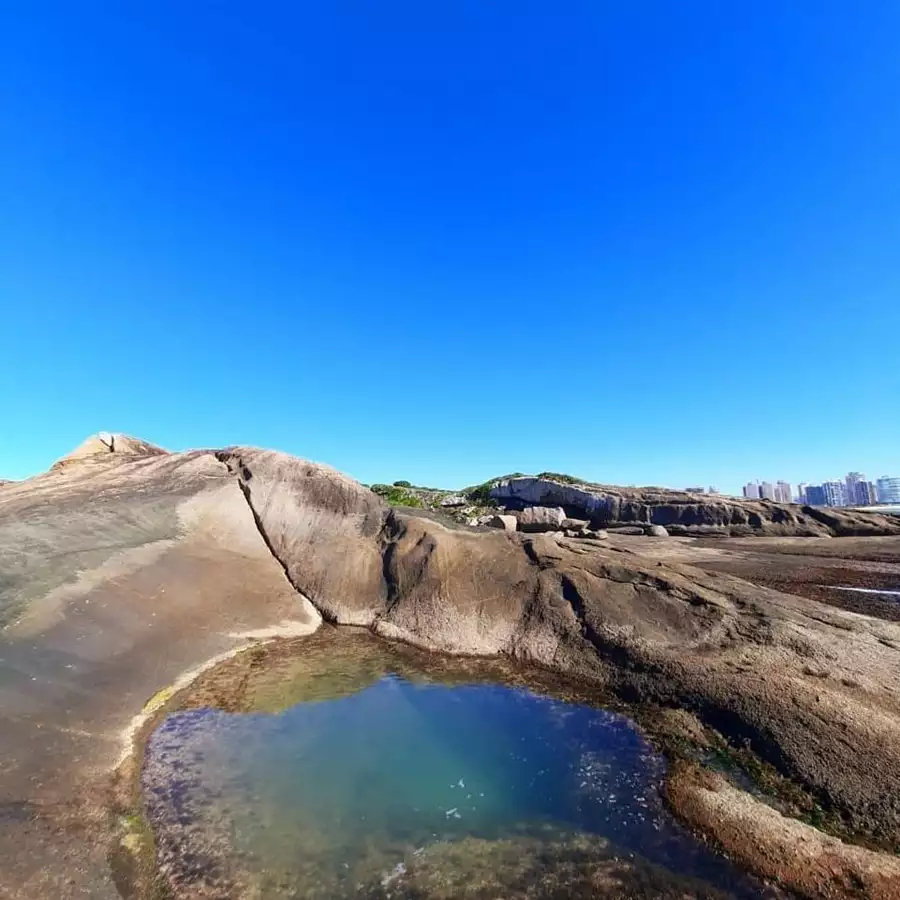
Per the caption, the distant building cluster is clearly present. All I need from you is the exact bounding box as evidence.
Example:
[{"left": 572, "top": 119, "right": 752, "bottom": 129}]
[
  {"left": 742, "top": 473, "right": 900, "bottom": 507},
  {"left": 741, "top": 480, "right": 793, "bottom": 503}
]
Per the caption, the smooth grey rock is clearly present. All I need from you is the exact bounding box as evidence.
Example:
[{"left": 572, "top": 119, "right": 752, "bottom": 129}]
[
  {"left": 607, "top": 526, "right": 646, "bottom": 536},
  {"left": 647, "top": 525, "right": 670, "bottom": 537}
]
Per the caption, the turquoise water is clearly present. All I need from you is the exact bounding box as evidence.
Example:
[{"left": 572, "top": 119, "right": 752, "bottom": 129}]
[{"left": 143, "top": 663, "right": 772, "bottom": 898}]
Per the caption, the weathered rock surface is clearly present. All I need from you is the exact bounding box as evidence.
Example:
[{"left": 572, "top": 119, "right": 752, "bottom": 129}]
[
  {"left": 0, "top": 442, "right": 320, "bottom": 899},
  {"left": 490, "top": 476, "right": 900, "bottom": 538},
  {"left": 3, "top": 435, "right": 900, "bottom": 899},
  {"left": 515, "top": 505, "right": 566, "bottom": 532},
  {"left": 647, "top": 524, "right": 670, "bottom": 537},
  {"left": 50, "top": 431, "right": 168, "bottom": 470},
  {"left": 439, "top": 494, "right": 467, "bottom": 507},
  {"left": 191, "top": 446, "right": 900, "bottom": 851},
  {"left": 668, "top": 764, "right": 900, "bottom": 900},
  {"left": 486, "top": 514, "right": 518, "bottom": 531},
  {"left": 561, "top": 517, "right": 589, "bottom": 532}
]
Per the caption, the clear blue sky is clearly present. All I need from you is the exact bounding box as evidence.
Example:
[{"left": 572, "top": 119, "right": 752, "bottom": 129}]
[{"left": 2, "top": 3, "right": 899, "bottom": 492}]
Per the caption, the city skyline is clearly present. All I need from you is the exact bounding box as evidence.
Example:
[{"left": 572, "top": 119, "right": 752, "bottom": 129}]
[{"left": 741, "top": 471, "right": 900, "bottom": 506}]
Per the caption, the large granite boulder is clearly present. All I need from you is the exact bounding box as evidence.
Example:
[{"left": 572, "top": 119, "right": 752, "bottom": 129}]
[
  {"left": 215, "top": 448, "right": 387, "bottom": 626},
  {"left": 490, "top": 476, "right": 900, "bottom": 538},
  {"left": 515, "top": 505, "right": 566, "bottom": 532},
  {"left": 486, "top": 514, "right": 517, "bottom": 531}
]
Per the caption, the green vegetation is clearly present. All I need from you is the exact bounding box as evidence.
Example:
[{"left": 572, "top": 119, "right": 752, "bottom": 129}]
[
  {"left": 464, "top": 473, "right": 525, "bottom": 503},
  {"left": 536, "top": 472, "right": 585, "bottom": 485},
  {"left": 465, "top": 481, "right": 495, "bottom": 503},
  {"left": 369, "top": 484, "right": 424, "bottom": 507},
  {"left": 392, "top": 480, "right": 412, "bottom": 488},
  {"left": 704, "top": 742, "right": 858, "bottom": 845}
]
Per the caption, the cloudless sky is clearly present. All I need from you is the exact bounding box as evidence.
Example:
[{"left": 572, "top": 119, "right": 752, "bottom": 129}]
[{"left": 2, "top": 2, "right": 899, "bottom": 492}]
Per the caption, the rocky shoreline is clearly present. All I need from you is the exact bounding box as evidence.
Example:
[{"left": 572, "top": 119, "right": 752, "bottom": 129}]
[
  {"left": 2, "top": 434, "right": 899, "bottom": 899},
  {"left": 123, "top": 629, "right": 781, "bottom": 900},
  {"left": 122, "top": 628, "right": 899, "bottom": 900}
]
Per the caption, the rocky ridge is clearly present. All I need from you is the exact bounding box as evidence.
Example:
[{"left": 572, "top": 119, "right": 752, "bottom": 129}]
[
  {"left": 369, "top": 473, "right": 900, "bottom": 539},
  {"left": 488, "top": 476, "right": 900, "bottom": 537}
]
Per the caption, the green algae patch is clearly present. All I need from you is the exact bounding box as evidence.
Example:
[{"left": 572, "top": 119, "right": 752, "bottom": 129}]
[{"left": 142, "top": 685, "right": 178, "bottom": 715}]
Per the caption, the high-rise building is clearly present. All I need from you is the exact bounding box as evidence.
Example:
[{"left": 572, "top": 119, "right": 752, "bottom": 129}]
[
  {"left": 845, "top": 472, "right": 865, "bottom": 506},
  {"left": 743, "top": 482, "right": 760, "bottom": 500},
  {"left": 797, "top": 483, "right": 809, "bottom": 504},
  {"left": 876, "top": 476, "right": 900, "bottom": 504},
  {"left": 822, "top": 481, "right": 845, "bottom": 507},
  {"left": 854, "top": 482, "right": 878, "bottom": 505},
  {"left": 759, "top": 481, "right": 777, "bottom": 501},
  {"left": 775, "top": 481, "right": 793, "bottom": 503},
  {"left": 805, "top": 485, "right": 827, "bottom": 506}
]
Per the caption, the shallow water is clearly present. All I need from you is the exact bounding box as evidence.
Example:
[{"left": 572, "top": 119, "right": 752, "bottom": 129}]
[
  {"left": 142, "top": 639, "right": 770, "bottom": 899},
  {"left": 830, "top": 585, "right": 900, "bottom": 598}
]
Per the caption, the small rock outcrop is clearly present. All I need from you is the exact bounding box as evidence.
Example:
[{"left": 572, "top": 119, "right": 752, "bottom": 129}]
[
  {"left": 486, "top": 514, "right": 518, "bottom": 531},
  {"left": 439, "top": 494, "right": 467, "bottom": 507},
  {"left": 51, "top": 432, "right": 168, "bottom": 470},
  {"left": 561, "top": 518, "right": 589, "bottom": 533},
  {"left": 647, "top": 525, "right": 670, "bottom": 537},
  {"left": 515, "top": 506, "right": 566, "bottom": 533}
]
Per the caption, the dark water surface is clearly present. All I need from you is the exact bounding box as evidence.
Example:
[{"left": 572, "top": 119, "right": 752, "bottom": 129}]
[{"left": 141, "top": 637, "right": 771, "bottom": 899}]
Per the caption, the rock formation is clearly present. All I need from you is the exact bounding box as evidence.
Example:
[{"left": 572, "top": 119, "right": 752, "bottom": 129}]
[
  {"left": 489, "top": 476, "right": 900, "bottom": 537},
  {"left": 486, "top": 514, "right": 518, "bottom": 531},
  {"left": 212, "top": 445, "right": 900, "bottom": 853},
  {"left": 50, "top": 431, "right": 168, "bottom": 470},
  {"left": 2, "top": 434, "right": 900, "bottom": 899},
  {"left": 514, "top": 505, "right": 566, "bottom": 532}
]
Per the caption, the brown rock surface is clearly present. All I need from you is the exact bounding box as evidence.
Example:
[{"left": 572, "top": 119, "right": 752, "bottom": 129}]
[
  {"left": 50, "top": 431, "right": 168, "bottom": 470},
  {"left": 486, "top": 513, "right": 518, "bottom": 531},
  {"left": 668, "top": 764, "right": 900, "bottom": 899},
  {"left": 2, "top": 437, "right": 900, "bottom": 898},
  {"left": 0, "top": 444, "right": 320, "bottom": 899},
  {"left": 224, "top": 451, "right": 900, "bottom": 847}
]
